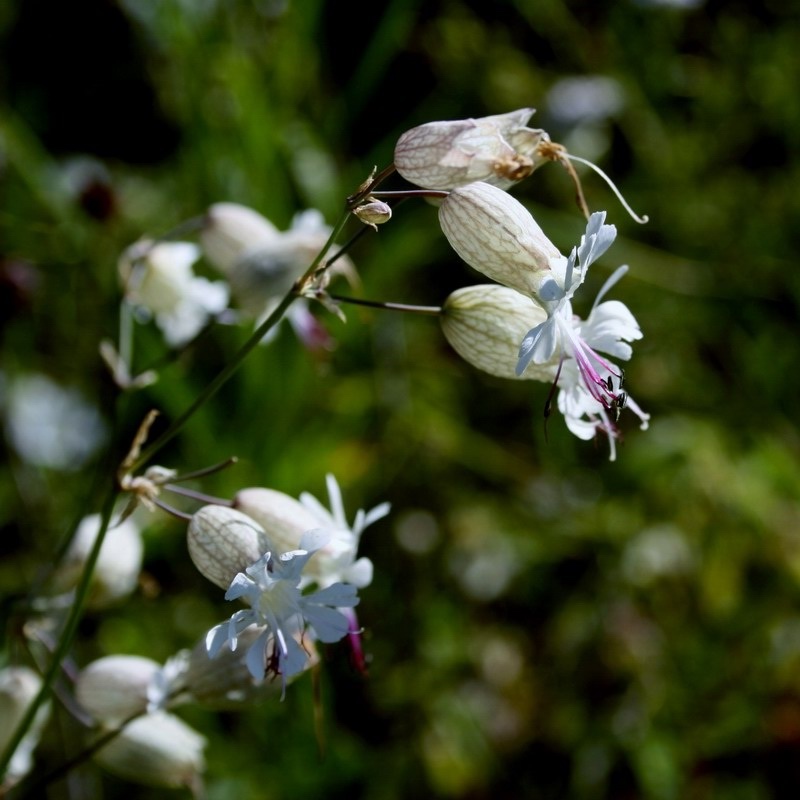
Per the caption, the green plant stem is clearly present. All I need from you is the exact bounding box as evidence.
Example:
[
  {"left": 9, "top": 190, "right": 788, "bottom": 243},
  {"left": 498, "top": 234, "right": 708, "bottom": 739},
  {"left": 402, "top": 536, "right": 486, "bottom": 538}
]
[
  {"left": 0, "top": 483, "right": 119, "bottom": 782},
  {"left": 330, "top": 293, "right": 442, "bottom": 316}
]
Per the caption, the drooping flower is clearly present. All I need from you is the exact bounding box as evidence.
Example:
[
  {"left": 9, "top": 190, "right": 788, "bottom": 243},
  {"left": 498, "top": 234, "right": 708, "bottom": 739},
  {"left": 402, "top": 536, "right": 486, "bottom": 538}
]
[
  {"left": 439, "top": 195, "right": 649, "bottom": 459},
  {"left": 119, "top": 240, "right": 229, "bottom": 347},
  {"left": 395, "top": 109, "right": 551, "bottom": 190},
  {"left": 0, "top": 666, "right": 50, "bottom": 786},
  {"left": 234, "top": 473, "right": 390, "bottom": 589},
  {"left": 204, "top": 529, "right": 359, "bottom": 693}
]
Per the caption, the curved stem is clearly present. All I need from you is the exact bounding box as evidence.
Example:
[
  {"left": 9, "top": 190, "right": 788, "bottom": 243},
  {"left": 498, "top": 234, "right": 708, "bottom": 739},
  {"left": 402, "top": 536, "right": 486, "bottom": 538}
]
[{"left": 563, "top": 153, "right": 649, "bottom": 224}]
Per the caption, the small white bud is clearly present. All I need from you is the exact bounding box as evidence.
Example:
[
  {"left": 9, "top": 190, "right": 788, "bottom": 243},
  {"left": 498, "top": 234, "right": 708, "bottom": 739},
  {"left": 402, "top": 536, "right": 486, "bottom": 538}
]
[
  {"left": 441, "top": 285, "right": 556, "bottom": 381},
  {"left": 187, "top": 506, "right": 270, "bottom": 589},
  {"left": 352, "top": 199, "right": 392, "bottom": 229},
  {"left": 394, "top": 109, "right": 550, "bottom": 191},
  {"left": 438, "top": 182, "right": 567, "bottom": 302},
  {"left": 75, "top": 656, "right": 160, "bottom": 726},
  {"left": 200, "top": 202, "right": 280, "bottom": 274},
  {"left": 93, "top": 711, "right": 205, "bottom": 790},
  {"left": 0, "top": 666, "right": 50, "bottom": 784}
]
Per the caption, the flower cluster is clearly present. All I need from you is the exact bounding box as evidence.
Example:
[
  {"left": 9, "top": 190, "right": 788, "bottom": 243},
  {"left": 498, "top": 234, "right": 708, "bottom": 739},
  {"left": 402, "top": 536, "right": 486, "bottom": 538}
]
[
  {"left": 188, "top": 476, "right": 388, "bottom": 693},
  {"left": 398, "top": 111, "right": 649, "bottom": 459}
]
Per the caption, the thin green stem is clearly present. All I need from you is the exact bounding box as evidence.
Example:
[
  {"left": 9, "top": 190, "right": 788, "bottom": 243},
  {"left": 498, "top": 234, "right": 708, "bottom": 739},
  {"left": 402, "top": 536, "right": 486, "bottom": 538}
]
[
  {"left": 331, "top": 293, "right": 442, "bottom": 316},
  {"left": 0, "top": 483, "right": 119, "bottom": 781}
]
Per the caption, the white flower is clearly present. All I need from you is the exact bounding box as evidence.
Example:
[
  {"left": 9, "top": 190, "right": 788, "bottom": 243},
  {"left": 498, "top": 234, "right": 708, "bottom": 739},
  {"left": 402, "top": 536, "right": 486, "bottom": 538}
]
[
  {"left": 1, "top": 372, "right": 107, "bottom": 470},
  {"left": 93, "top": 710, "right": 205, "bottom": 790},
  {"left": 437, "top": 199, "right": 649, "bottom": 459},
  {"left": 395, "top": 109, "right": 550, "bottom": 190},
  {"left": 516, "top": 211, "right": 618, "bottom": 371},
  {"left": 205, "top": 529, "right": 359, "bottom": 693},
  {"left": 51, "top": 512, "right": 143, "bottom": 608},
  {"left": 0, "top": 666, "right": 50, "bottom": 784},
  {"left": 75, "top": 655, "right": 161, "bottom": 725},
  {"left": 201, "top": 205, "right": 351, "bottom": 350},
  {"left": 235, "top": 474, "right": 390, "bottom": 589},
  {"left": 120, "top": 241, "right": 229, "bottom": 347}
]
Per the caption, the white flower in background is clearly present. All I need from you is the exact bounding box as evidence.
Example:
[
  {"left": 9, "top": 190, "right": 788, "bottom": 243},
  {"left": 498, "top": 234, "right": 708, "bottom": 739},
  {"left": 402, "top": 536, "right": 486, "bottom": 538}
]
[
  {"left": 93, "top": 710, "right": 206, "bottom": 791},
  {"left": 51, "top": 511, "right": 143, "bottom": 608},
  {"left": 546, "top": 76, "right": 625, "bottom": 126},
  {"left": 75, "top": 655, "right": 161, "bottom": 725},
  {"left": 201, "top": 203, "right": 354, "bottom": 350},
  {"left": 120, "top": 240, "right": 229, "bottom": 347},
  {"left": 235, "top": 473, "right": 390, "bottom": 589},
  {"left": 205, "top": 529, "right": 359, "bottom": 693},
  {"left": 1, "top": 372, "right": 107, "bottom": 470},
  {"left": 395, "top": 109, "right": 551, "bottom": 190},
  {"left": 0, "top": 666, "right": 50, "bottom": 786}
]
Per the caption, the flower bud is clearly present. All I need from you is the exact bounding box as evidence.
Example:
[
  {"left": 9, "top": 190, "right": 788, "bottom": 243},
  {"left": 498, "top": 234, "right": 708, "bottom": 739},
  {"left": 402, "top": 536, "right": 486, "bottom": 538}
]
[
  {"left": 75, "top": 656, "right": 160, "bottom": 726},
  {"left": 441, "top": 285, "right": 556, "bottom": 381},
  {"left": 438, "top": 182, "right": 567, "bottom": 302},
  {"left": 93, "top": 711, "right": 205, "bottom": 790},
  {"left": 352, "top": 199, "right": 392, "bottom": 229},
  {"left": 187, "top": 506, "right": 270, "bottom": 589},
  {"left": 201, "top": 202, "right": 280, "bottom": 274},
  {"left": 51, "top": 512, "right": 143, "bottom": 609},
  {"left": 394, "top": 109, "right": 550, "bottom": 191},
  {"left": 0, "top": 666, "right": 50, "bottom": 783}
]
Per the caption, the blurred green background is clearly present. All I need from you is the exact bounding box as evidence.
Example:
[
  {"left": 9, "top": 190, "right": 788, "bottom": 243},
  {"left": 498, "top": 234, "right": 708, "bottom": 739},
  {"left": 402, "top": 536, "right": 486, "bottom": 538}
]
[{"left": 2, "top": 0, "right": 799, "bottom": 798}]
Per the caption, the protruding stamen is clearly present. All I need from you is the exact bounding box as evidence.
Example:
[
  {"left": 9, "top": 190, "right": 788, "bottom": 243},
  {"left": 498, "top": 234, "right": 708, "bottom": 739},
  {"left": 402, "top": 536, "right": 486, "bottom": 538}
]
[{"left": 562, "top": 153, "right": 649, "bottom": 224}]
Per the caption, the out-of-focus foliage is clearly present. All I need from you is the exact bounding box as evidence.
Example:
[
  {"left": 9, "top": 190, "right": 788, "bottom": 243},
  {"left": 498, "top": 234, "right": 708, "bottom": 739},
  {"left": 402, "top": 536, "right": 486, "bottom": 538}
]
[{"left": 1, "top": 0, "right": 799, "bottom": 798}]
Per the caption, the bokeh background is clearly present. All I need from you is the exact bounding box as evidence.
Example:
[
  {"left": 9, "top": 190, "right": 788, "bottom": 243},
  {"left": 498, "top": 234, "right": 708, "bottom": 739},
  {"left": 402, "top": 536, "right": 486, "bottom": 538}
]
[{"left": 2, "top": 0, "right": 799, "bottom": 797}]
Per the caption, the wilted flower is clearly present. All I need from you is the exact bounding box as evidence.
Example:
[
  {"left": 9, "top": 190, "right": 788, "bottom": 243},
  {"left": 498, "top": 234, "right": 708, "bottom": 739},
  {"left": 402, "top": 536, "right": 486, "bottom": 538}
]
[
  {"left": 93, "top": 710, "right": 205, "bottom": 791},
  {"left": 234, "top": 473, "right": 390, "bottom": 589},
  {"left": 205, "top": 529, "right": 359, "bottom": 693},
  {"left": 51, "top": 512, "right": 143, "bottom": 608},
  {"left": 0, "top": 666, "right": 50, "bottom": 786},
  {"left": 119, "top": 240, "right": 228, "bottom": 347},
  {"left": 395, "top": 109, "right": 551, "bottom": 190}
]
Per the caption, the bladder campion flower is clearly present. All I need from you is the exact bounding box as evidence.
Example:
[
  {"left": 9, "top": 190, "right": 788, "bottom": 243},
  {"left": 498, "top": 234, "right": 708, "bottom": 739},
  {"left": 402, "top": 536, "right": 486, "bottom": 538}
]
[{"left": 204, "top": 529, "right": 359, "bottom": 694}]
